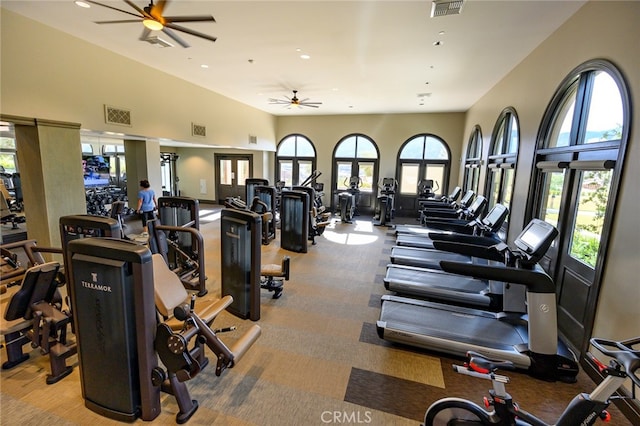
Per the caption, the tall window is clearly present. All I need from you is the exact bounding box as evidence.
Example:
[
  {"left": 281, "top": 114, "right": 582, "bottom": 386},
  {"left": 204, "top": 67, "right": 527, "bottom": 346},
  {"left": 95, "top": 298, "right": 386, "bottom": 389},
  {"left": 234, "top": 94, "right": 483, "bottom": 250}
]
[
  {"left": 331, "top": 134, "right": 379, "bottom": 213},
  {"left": 276, "top": 134, "right": 316, "bottom": 186},
  {"left": 463, "top": 126, "right": 483, "bottom": 194},
  {"left": 397, "top": 134, "right": 450, "bottom": 196},
  {"left": 531, "top": 59, "right": 630, "bottom": 351},
  {"left": 485, "top": 108, "right": 519, "bottom": 212}
]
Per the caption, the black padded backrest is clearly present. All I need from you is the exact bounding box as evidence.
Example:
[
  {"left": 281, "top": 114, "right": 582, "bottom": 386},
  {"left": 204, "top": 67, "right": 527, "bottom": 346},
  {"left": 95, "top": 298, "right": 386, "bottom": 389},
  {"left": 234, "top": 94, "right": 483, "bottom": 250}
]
[
  {"left": 480, "top": 204, "right": 509, "bottom": 232},
  {"left": 4, "top": 262, "right": 60, "bottom": 321}
]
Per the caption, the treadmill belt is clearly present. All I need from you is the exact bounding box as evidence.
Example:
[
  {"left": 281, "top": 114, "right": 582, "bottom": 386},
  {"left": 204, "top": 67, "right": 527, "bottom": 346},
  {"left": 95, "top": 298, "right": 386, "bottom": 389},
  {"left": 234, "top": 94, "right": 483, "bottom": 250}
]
[
  {"left": 378, "top": 296, "right": 529, "bottom": 364},
  {"left": 390, "top": 246, "right": 478, "bottom": 269},
  {"left": 396, "top": 234, "right": 436, "bottom": 249},
  {"left": 385, "top": 265, "right": 488, "bottom": 295}
]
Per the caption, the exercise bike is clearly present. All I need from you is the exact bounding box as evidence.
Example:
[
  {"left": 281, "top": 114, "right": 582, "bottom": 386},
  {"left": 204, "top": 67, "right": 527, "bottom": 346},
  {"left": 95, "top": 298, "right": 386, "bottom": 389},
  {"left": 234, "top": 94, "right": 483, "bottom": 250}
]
[
  {"left": 337, "top": 176, "right": 362, "bottom": 224},
  {"left": 423, "top": 336, "right": 640, "bottom": 425}
]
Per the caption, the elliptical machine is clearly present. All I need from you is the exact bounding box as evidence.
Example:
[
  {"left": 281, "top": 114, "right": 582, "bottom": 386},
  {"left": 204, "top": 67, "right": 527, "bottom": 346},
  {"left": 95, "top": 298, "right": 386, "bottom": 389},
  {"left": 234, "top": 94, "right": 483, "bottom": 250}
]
[
  {"left": 337, "top": 176, "right": 361, "bottom": 224},
  {"left": 373, "top": 178, "right": 397, "bottom": 226}
]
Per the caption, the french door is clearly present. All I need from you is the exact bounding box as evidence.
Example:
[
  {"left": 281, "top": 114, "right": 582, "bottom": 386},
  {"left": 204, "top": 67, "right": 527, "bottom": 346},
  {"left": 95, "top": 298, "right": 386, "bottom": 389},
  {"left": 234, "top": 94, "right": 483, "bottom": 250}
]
[{"left": 215, "top": 154, "right": 252, "bottom": 204}]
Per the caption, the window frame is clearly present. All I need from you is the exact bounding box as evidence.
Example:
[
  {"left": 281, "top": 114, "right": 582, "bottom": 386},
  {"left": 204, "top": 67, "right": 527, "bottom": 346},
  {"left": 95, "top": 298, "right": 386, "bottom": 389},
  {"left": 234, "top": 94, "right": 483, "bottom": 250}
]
[{"left": 275, "top": 134, "right": 317, "bottom": 186}]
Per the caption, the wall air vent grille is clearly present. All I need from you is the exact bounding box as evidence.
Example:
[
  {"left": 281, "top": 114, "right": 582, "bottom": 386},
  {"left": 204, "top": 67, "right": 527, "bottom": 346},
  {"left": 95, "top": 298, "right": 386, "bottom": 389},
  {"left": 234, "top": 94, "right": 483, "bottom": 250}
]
[
  {"left": 430, "top": 0, "right": 464, "bottom": 17},
  {"left": 104, "top": 105, "right": 131, "bottom": 126},
  {"left": 192, "top": 123, "right": 206, "bottom": 137},
  {"left": 248, "top": 135, "right": 258, "bottom": 145}
]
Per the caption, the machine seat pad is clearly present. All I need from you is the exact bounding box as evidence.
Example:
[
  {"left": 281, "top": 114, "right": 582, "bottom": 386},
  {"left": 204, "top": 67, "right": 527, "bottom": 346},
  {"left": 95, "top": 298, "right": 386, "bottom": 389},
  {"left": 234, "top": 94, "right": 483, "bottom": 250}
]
[{"left": 261, "top": 264, "right": 284, "bottom": 277}]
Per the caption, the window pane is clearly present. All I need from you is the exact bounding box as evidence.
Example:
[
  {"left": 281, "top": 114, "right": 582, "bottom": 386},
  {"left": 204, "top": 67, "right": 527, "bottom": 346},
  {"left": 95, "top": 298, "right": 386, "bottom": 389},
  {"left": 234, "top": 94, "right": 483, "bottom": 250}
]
[
  {"left": 492, "top": 120, "right": 506, "bottom": 155},
  {"left": 569, "top": 170, "right": 612, "bottom": 268},
  {"left": 358, "top": 162, "right": 374, "bottom": 193},
  {"left": 464, "top": 166, "right": 479, "bottom": 194},
  {"left": 279, "top": 160, "right": 293, "bottom": 187},
  {"left": 356, "top": 138, "right": 377, "bottom": 159},
  {"left": 277, "top": 137, "right": 296, "bottom": 156},
  {"left": 488, "top": 169, "right": 502, "bottom": 209},
  {"left": 298, "top": 160, "right": 313, "bottom": 186},
  {"left": 424, "top": 136, "right": 449, "bottom": 160},
  {"left": 220, "top": 159, "right": 232, "bottom": 185},
  {"left": 507, "top": 116, "right": 519, "bottom": 154},
  {"left": 0, "top": 153, "right": 17, "bottom": 174},
  {"left": 296, "top": 137, "right": 315, "bottom": 157},
  {"left": 237, "top": 160, "right": 250, "bottom": 184},
  {"left": 336, "top": 162, "right": 352, "bottom": 190},
  {"left": 425, "top": 164, "right": 444, "bottom": 196},
  {"left": 547, "top": 82, "right": 577, "bottom": 148},
  {"left": 0, "top": 137, "right": 16, "bottom": 150},
  {"left": 501, "top": 168, "right": 515, "bottom": 208},
  {"left": 467, "top": 130, "right": 482, "bottom": 159},
  {"left": 400, "top": 163, "right": 419, "bottom": 194},
  {"left": 400, "top": 138, "right": 424, "bottom": 159},
  {"left": 335, "top": 137, "right": 356, "bottom": 158},
  {"left": 539, "top": 171, "right": 565, "bottom": 227},
  {"left": 582, "top": 71, "right": 623, "bottom": 144}
]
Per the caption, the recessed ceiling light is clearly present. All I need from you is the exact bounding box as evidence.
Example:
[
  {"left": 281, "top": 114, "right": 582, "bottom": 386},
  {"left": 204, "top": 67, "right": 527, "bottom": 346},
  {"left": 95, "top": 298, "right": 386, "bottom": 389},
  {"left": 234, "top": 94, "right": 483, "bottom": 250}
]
[
  {"left": 201, "top": 64, "right": 209, "bottom": 69},
  {"left": 438, "top": 30, "right": 445, "bottom": 35},
  {"left": 75, "top": 1, "right": 91, "bottom": 8},
  {"left": 300, "top": 54, "right": 311, "bottom": 60}
]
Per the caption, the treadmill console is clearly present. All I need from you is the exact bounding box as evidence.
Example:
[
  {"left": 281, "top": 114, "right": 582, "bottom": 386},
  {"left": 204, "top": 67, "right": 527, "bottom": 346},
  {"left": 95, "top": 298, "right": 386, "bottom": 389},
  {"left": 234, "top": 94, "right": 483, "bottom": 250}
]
[
  {"left": 514, "top": 219, "right": 558, "bottom": 264},
  {"left": 480, "top": 204, "right": 508, "bottom": 230}
]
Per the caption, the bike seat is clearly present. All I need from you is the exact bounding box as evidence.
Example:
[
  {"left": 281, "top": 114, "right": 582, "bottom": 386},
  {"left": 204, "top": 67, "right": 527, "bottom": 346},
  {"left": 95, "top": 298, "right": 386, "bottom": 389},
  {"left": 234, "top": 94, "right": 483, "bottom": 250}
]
[{"left": 466, "top": 351, "right": 515, "bottom": 373}]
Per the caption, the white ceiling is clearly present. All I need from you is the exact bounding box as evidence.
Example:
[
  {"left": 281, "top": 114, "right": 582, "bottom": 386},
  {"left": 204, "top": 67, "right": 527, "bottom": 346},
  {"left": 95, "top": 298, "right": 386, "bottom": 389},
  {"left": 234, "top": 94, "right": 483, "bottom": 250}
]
[{"left": 2, "top": 0, "right": 586, "bottom": 116}]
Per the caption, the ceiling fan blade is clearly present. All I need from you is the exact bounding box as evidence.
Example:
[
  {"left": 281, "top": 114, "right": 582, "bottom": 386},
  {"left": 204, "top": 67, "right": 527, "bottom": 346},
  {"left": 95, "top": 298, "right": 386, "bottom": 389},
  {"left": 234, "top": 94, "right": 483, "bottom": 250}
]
[
  {"left": 161, "top": 27, "right": 190, "bottom": 48},
  {"left": 123, "top": 0, "right": 153, "bottom": 19},
  {"left": 139, "top": 27, "right": 151, "bottom": 41},
  {"left": 150, "top": 0, "right": 168, "bottom": 20},
  {"left": 85, "top": 0, "right": 142, "bottom": 18},
  {"left": 268, "top": 99, "right": 290, "bottom": 104},
  {"left": 165, "top": 23, "right": 217, "bottom": 42},
  {"left": 302, "top": 104, "right": 321, "bottom": 108},
  {"left": 163, "top": 15, "right": 216, "bottom": 23},
  {"left": 95, "top": 19, "right": 143, "bottom": 24}
]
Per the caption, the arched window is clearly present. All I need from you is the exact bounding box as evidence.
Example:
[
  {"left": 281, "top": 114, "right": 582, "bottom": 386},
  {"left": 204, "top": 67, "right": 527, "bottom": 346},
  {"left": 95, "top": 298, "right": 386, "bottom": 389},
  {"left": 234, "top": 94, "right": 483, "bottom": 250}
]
[
  {"left": 463, "top": 126, "right": 483, "bottom": 194},
  {"left": 276, "top": 134, "right": 316, "bottom": 186},
  {"left": 395, "top": 134, "right": 451, "bottom": 216},
  {"left": 531, "top": 60, "right": 630, "bottom": 351},
  {"left": 331, "top": 134, "right": 379, "bottom": 214},
  {"left": 485, "top": 108, "right": 519, "bottom": 213}
]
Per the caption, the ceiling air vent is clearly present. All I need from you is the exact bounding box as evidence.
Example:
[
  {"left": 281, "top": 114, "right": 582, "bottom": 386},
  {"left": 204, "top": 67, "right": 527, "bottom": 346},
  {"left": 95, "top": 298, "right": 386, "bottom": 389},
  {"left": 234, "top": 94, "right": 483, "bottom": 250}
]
[
  {"left": 248, "top": 135, "right": 257, "bottom": 145},
  {"left": 104, "top": 105, "right": 131, "bottom": 126},
  {"left": 192, "top": 123, "right": 206, "bottom": 137},
  {"left": 430, "top": 0, "right": 464, "bottom": 17}
]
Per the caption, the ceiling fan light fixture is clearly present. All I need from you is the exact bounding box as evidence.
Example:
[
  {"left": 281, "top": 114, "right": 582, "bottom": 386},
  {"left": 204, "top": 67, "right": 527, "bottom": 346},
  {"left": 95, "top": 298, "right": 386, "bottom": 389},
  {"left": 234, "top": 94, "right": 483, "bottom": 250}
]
[{"left": 143, "top": 19, "right": 163, "bottom": 31}]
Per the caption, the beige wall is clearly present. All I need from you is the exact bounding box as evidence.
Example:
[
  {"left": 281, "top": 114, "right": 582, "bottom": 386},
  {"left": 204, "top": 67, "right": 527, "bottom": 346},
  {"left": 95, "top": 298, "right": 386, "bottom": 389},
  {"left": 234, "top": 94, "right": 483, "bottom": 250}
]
[
  {"left": 0, "top": 10, "right": 277, "bottom": 152},
  {"left": 461, "top": 1, "right": 640, "bottom": 342},
  {"left": 173, "top": 147, "right": 270, "bottom": 201},
  {"left": 276, "top": 113, "right": 466, "bottom": 192}
]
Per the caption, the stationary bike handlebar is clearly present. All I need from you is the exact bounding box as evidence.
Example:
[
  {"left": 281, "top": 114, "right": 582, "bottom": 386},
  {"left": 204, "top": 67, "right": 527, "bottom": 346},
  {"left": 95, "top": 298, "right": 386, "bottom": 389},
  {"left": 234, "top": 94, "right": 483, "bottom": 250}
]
[{"left": 590, "top": 337, "right": 640, "bottom": 388}]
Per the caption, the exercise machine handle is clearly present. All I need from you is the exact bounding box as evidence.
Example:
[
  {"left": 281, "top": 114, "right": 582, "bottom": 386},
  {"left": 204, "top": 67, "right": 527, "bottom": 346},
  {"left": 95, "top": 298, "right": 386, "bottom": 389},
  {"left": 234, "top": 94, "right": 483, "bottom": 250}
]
[
  {"left": 440, "top": 261, "right": 555, "bottom": 293},
  {"left": 431, "top": 241, "right": 505, "bottom": 262}
]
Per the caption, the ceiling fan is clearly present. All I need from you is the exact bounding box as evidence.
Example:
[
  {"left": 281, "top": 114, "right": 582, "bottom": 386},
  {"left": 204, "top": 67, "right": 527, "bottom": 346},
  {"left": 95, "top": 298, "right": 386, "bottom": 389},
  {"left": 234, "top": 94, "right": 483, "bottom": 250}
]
[
  {"left": 85, "top": 0, "right": 216, "bottom": 48},
  {"left": 268, "top": 90, "right": 323, "bottom": 109}
]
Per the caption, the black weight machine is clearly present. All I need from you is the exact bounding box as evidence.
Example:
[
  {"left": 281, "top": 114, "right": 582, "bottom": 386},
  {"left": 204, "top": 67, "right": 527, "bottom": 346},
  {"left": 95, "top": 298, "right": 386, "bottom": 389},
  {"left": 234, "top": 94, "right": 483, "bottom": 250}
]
[
  {"left": 66, "top": 237, "right": 261, "bottom": 423},
  {"left": 280, "top": 190, "right": 310, "bottom": 253},
  {"left": 153, "top": 196, "right": 207, "bottom": 296},
  {"left": 220, "top": 208, "right": 262, "bottom": 320},
  {"left": 373, "top": 178, "right": 397, "bottom": 226}
]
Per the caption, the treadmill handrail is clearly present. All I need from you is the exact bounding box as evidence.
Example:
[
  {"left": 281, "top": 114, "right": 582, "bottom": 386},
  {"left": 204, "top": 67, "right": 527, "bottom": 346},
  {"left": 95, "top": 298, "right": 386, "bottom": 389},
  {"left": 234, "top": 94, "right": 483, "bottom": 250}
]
[
  {"left": 440, "top": 261, "right": 555, "bottom": 293},
  {"left": 431, "top": 240, "right": 505, "bottom": 262},
  {"left": 429, "top": 233, "right": 502, "bottom": 248},
  {"left": 423, "top": 219, "right": 477, "bottom": 231}
]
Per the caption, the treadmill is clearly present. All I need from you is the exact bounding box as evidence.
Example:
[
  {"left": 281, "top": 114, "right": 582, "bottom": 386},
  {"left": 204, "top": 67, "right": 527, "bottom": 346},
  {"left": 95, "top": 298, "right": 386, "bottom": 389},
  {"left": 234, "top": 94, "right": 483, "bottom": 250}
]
[
  {"left": 377, "top": 219, "right": 579, "bottom": 382},
  {"left": 396, "top": 202, "right": 506, "bottom": 249},
  {"left": 395, "top": 189, "right": 474, "bottom": 235}
]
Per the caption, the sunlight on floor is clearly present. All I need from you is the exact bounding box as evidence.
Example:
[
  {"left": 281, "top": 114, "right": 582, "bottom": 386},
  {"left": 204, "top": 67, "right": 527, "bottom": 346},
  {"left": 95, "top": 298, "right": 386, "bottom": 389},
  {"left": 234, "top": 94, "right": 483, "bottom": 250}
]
[
  {"left": 322, "top": 219, "right": 379, "bottom": 245},
  {"left": 199, "top": 209, "right": 221, "bottom": 222}
]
